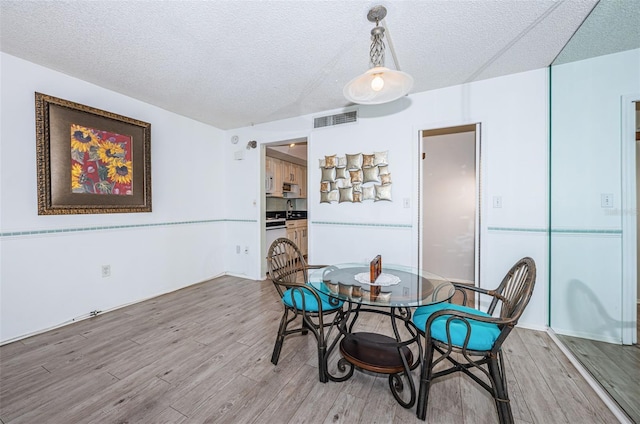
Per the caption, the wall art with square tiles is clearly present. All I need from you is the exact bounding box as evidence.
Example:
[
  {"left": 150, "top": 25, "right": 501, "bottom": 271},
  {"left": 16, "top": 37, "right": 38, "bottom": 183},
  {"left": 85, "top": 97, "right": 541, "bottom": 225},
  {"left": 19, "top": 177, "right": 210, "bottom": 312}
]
[{"left": 319, "top": 151, "right": 391, "bottom": 203}]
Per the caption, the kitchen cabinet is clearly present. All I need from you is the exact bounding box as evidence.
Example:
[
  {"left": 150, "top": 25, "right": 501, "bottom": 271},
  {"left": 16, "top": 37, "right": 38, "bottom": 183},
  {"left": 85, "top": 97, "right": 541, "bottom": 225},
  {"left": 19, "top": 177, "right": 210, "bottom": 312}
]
[
  {"left": 282, "top": 162, "right": 296, "bottom": 184},
  {"left": 286, "top": 219, "right": 308, "bottom": 256},
  {"left": 289, "top": 163, "right": 297, "bottom": 184},
  {"left": 282, "top": 162, "right": 305, "bottom": 185},
  {"left": 281, "top": 161, "right": 291, "bottom": 183},
  {"left": 286, "top": 226, "right": 295, "bottom": 245},
  {"left": 299, "top": 168, "right": 307, "bottom": 198},
  {"left": 299, "top": 222, "right": 308, "bottom": 255},
  {"left": 266, "top": 156, "right": 307, "bottom": 198},
  {"left": 266, "top": 156, "right": 284, "bottom": 197},
  {"left": 295, "top": 164, "right": 304, "bottom": 186},
  {"left": 289, "top": 163, "right": 306, "bottom": 197},
  {"left": 266, "top": 156, "right": 276, "bottom": 174}
]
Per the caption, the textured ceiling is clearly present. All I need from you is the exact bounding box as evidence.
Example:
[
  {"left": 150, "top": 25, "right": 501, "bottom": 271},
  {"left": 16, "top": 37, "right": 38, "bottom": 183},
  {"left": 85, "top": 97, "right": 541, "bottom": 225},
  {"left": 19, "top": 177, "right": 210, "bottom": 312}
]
[
  {"left": 0, "top": 0, "right": 602, "bottom": 130},
  {"left": 553, "top": 0, "right": 640, "bottom": 65}
]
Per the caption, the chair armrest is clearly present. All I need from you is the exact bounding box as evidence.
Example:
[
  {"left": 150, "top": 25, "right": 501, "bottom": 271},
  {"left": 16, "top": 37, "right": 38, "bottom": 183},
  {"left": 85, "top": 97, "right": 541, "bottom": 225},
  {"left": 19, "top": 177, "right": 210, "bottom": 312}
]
[
  {"left": 451, "top": 283, "right": 507, "bottom": 306},
  {"left": 452, "top": 283, "right": 490, "bottom": 295},
  {"left": 305, "top": 264, "right": 329, "bottom": 270},
  {"left": 424, "top": 307, "right": 516, "bottom": 331}
]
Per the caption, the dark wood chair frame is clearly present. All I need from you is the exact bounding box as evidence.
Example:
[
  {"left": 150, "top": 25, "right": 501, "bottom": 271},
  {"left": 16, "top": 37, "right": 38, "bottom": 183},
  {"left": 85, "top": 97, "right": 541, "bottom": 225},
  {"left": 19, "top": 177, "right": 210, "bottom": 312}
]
[
  {"left": 266, "top": 237, "right": 342, "bottom": 383},
  {"left": 415, "top": 257, "right": 536, "bottom": 423}
]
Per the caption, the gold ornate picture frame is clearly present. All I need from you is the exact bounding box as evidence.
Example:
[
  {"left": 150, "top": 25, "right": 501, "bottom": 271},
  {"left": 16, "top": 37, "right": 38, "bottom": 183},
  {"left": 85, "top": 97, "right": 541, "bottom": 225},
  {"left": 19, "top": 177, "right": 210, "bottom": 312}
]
[{"left": 35, "top": 92, "right": 152, "bottom": 215}]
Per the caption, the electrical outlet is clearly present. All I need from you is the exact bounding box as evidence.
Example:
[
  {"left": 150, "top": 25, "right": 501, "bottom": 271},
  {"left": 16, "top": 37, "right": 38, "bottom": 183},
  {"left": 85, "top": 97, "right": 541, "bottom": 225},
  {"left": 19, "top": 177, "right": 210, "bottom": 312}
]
[
  {"left": 601, "top": 193, "right": 613, "bottom": 208},
  {"left": 101, "top": 265, "right": 111, "bottom": 278},
  {"left": 403, "top": 198, "right": 410, "bottom": 208}
]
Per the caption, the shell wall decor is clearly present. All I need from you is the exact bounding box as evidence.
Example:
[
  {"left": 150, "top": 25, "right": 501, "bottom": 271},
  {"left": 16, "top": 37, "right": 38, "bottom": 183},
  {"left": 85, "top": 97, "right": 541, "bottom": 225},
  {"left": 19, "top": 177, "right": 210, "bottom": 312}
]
[{"left": 319, "top": 151, "right": 391, "bottom": 203}]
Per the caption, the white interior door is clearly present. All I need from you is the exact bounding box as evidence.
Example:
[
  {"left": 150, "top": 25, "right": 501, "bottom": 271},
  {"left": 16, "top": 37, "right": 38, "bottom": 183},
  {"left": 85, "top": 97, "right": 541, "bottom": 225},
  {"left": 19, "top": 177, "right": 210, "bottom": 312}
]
[{"left": 420, "top": 124, "right": 479, "bottom": 287}]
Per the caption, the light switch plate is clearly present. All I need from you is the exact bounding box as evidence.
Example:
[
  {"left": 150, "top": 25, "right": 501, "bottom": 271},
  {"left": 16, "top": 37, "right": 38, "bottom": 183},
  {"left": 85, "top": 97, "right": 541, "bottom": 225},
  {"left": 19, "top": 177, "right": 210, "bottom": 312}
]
[{"left": 601, "top": 193, "right": 613, "bottom": 208}]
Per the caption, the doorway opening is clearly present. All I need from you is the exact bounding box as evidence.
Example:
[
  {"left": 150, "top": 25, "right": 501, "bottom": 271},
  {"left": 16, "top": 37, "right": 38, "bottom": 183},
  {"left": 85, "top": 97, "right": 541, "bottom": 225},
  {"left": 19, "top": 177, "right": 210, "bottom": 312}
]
[
  {"left": 419, "top": 124, "right": 480, "bottom": 303},
  {"left": 261, "top": 138, "right": 308, "bottom": 278}
]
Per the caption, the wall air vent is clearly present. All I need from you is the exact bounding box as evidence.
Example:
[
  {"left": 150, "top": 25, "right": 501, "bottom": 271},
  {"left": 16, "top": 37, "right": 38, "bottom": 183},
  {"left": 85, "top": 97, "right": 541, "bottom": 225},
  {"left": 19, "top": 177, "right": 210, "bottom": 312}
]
[{"left": 313, "top": 110, "right": 357, "bottom": 129}]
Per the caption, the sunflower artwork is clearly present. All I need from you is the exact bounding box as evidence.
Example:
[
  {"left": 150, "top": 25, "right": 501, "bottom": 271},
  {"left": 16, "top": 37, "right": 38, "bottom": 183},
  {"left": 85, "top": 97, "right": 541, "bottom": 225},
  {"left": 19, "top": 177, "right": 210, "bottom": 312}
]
[{"left": 70, "top": 124, "right": 133, "bottom": 195}]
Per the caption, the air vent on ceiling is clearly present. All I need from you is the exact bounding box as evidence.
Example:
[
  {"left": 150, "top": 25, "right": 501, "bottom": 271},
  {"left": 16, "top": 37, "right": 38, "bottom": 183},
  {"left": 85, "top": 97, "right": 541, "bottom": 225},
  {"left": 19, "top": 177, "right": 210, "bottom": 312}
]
[{"left": 313, "top": 110, "right": 357, "bottom": 129}]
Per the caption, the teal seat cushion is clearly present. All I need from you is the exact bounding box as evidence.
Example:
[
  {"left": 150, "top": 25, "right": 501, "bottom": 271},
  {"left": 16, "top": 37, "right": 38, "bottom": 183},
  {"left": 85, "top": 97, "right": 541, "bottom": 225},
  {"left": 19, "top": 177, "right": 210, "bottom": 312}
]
[
  {"left": 412, "top": 303, "right": 500, "bottom": 351},
  {"left": 282, "top": 286, "right": 343, "bottom": 312}
]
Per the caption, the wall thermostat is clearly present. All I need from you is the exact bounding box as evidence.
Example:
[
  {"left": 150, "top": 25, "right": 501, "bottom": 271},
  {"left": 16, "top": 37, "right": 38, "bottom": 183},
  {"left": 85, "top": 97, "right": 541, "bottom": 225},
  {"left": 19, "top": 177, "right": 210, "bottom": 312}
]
[{"left": 231, "top": 135, "right": 239, "bottom": 144}]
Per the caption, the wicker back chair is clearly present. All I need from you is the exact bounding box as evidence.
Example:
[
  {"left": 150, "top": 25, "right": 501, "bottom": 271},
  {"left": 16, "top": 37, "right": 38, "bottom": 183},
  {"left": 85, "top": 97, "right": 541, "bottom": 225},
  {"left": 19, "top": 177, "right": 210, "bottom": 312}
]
[
  {"left": 266, "top": 237, "right": 342, "bottom": 383},
  {"left": 412, "top": 257, "right": 536, "bottom": 423}
]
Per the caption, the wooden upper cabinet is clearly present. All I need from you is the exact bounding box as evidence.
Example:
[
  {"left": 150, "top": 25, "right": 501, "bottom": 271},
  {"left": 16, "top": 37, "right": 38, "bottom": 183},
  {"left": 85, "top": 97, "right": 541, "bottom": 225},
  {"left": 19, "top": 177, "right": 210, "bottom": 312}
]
[
  {"left": 283, "top": 162, "right": 298, "bottom": 184},
  {"left": 295, "top": 165, "right": 306, "bottom": 185},
  {"left": 284, "top": 162, "right": 293, "bottom": 183},
  {"left": 299, "top": 166, "right": 307, "bottom": 198},
  {"left": 266, "top": 156, "right": 284, "bottom": 197},
  {"left": 265, "top": 156, "right": 277, "bottom": 176},
  {"left": 266, "top": 156, "right": 307, "bottom": 198}
]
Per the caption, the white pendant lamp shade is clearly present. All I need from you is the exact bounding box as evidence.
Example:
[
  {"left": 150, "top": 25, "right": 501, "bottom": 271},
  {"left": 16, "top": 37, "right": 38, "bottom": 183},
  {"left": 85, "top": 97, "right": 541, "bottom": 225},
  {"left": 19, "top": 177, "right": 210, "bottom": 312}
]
[
  {"left": 343, "top": 5, "right": 413, "bottom": 105},
  {"left": 343, "top": 66, "right": 413, "bottom": 105}
]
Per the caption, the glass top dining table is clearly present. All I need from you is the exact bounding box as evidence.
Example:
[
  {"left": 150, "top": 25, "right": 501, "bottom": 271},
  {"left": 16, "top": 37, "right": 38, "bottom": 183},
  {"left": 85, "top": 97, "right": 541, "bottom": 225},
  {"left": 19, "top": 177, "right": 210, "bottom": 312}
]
[
  {"left": 308, "top": 262, "right": 455, "bottom": 308},
  {"left": 307, "top": 263, "right": 456, "bottom": 409}
]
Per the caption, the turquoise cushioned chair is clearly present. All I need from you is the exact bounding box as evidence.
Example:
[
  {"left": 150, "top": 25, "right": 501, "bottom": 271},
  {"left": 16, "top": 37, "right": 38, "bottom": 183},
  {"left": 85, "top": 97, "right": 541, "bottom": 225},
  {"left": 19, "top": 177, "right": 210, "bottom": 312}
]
[
  {"left": 412, "top": 257, "right": 536, "bottom": 424},
  {"left": 267, "top": 237, "right": 343, "bottom": 383}
]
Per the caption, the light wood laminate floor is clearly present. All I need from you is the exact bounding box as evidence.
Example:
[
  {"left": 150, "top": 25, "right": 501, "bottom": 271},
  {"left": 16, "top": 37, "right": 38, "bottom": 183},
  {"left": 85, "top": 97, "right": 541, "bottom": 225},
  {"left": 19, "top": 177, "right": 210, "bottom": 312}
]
[
  {"left": 0, "top": 275, "right": 619, "bottom": 423},
  {"left": 557, "top": 305, "right": 640, "bottom": 423}
]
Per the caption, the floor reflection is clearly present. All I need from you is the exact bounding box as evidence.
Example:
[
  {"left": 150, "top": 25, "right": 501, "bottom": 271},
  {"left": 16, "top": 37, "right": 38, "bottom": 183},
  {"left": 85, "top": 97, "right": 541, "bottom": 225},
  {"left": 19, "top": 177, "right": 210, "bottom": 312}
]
[{"left": 557, "top": 306, "right": 640, "bottom": 423}]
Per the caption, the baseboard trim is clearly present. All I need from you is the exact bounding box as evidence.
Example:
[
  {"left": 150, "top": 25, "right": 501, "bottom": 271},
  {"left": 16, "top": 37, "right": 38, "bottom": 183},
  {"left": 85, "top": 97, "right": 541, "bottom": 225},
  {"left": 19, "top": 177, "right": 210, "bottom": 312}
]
[
  {"left": 225, "top": 271, "right": 262, "bottom": 280},
  {"left": 0, "top": 272, "right": 229, "bottom": 346},
  {"left": 515, "top": 322, "right": 547, "bottom": 332},
  {"left": 547, "top": 328, "right": 633, "bottom": 424}
]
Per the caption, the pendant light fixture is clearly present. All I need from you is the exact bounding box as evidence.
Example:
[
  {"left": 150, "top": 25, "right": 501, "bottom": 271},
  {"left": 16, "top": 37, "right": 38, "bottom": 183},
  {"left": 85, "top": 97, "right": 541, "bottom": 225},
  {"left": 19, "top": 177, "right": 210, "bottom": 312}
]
[{"left": 343, "top": 5, "right": 413, "bottom": 105}]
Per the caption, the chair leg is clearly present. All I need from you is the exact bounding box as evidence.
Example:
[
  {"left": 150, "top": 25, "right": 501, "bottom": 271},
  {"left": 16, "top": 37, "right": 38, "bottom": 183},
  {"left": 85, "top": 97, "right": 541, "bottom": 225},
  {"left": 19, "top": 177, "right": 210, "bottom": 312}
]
[
  {"left": 317, "top": 343, "right": 328, "bottom": 383},
  {"left": 271, "top": 340, "right": 283, "bottom": 365},
  {"left": 416, "top": 342, "right": 435, "bottom": 420},
  {"left": 271, "top": 309, "right": 289, "bottom": 365},
  {"left": 305, "top": 315, "right": 328, "bottom": 383},
  {"left": 488, "top": 355, "right": 513, "bottom": 424}
]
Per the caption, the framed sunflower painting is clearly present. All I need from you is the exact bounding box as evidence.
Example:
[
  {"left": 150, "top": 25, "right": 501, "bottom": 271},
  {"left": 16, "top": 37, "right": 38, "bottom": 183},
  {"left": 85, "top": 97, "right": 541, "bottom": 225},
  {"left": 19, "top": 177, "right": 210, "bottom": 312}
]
[{"left": 35, "top": 93, "right": 151, "bottom": 214}]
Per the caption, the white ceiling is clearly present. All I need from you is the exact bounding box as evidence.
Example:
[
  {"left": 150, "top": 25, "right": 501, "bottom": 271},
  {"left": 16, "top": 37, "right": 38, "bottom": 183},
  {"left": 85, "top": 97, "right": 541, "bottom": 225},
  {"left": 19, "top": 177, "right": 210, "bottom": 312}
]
[
  {"left": 0, "top": 0, "right": 604, "bottom": 130},
  {"left": 553, "top": 0, "right": 640, "bottom": 65}
]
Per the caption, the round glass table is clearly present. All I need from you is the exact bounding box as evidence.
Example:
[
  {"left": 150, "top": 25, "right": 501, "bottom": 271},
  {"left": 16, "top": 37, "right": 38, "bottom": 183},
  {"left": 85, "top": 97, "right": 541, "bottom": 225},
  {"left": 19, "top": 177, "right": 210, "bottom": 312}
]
[{"left": 308, "top": 263, "right": 455, "bottom": 408}]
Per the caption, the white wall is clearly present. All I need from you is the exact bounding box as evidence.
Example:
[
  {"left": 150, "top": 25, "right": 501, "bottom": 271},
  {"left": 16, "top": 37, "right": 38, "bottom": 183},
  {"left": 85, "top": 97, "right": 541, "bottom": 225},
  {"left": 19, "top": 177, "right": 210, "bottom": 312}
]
[
  {"left": 227, "top": 68, "right": 550, "bottom": 329},
  {"left": 0, "top": 53, "right": 228, "bottom": 343},
  {"left": 550, "top": 48, "right": 640, "bottom": 342},
  {"left": 0, "top": 55, "right": 553, "bottom": 341}
]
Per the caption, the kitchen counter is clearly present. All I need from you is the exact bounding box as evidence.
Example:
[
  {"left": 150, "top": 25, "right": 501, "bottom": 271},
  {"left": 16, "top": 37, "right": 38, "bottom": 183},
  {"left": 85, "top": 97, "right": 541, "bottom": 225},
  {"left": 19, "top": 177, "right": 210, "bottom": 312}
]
[
  {"left": 287, "top": 211, "right": 307, "bottom": 220},
  {"left": 267, "top": 210, "right": 307, "bottom": 220}
]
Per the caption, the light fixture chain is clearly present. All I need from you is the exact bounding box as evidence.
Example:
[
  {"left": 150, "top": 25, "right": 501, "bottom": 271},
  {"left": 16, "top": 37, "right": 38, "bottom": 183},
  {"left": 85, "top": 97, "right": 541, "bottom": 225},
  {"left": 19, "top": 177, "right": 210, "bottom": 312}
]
[{"left": 370, "top": 26, "right": 385, "bottom": 68}]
